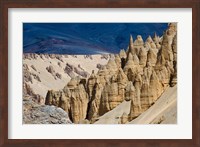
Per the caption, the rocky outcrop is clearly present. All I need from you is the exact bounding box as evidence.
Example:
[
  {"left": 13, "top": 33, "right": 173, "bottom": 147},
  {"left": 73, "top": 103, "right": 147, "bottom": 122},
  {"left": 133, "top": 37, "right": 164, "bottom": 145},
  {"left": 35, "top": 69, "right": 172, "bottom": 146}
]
[
  {"left": 45, "top": 77, "right": 89, "bottom": 123},
  {"left": 68, "top": 82, "right": 89, "bottom": 123},
  {"left": 23, "top": 97, "right": 72, "bottom": 124},
  {"left": 23, "top": 64, "right": 44, "bottom": 104},
  {"left": 31, "top": 65, "right": 37, "bottom": 71},
  {"left": 125, "top": 82, "right": 142, "bottom": 119},
  {"left": 99, "top": 73, "right": 126, "bottom": 116},
  {"left": 23, "top": 83, "right": 44, "bottom": 104},
  {"left": 46, "top": 65, "right": 57, "bottom": 79},
  {"left": 44, "top": 23, "right": 177, "bottom": 124},
  {"left": 87, "top": 78, "right": 104, "bottom": 122},
  {"left": 23, "top": 54, "right": 109, "bottom": 124},
  {"left": 87, "top": 70, "right": 97, "bottom": 100},
  {"left": 23, "top": 64, "right": 33, "bottom": 83},
  {"left": 64, "top": 63, "right": 89, "bottom": 78},
  {"left": 23, "top": 53, "right": 39, "bottom": 60},
  {"left": 96, "top": 64, "right": 104, "bottom": 70}
]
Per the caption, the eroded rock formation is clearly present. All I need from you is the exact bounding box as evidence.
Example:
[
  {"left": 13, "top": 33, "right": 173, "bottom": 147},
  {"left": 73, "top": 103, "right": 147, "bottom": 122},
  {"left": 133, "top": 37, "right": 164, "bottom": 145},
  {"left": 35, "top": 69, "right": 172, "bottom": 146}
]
[
  {"left": 44, "top": 23, "right": 177, "bottom": 124},
  {"left": 45, "top": 77, "right": 89, "bottom": 123}
]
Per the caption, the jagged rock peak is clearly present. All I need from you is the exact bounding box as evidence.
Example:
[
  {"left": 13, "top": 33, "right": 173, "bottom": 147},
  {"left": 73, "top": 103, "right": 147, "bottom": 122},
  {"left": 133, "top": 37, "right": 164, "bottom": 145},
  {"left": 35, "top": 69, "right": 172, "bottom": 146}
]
[
  {"left": 168, "top": 23, "right": 177, "bottom": 32},
  {"left": 146, "top": 35, "right": 157, "bottom": 49},
  {"left": 124, "top": 53, "right": 135, "bottom": 72},
  {"left": 129, "top": 35, "right": 135, "bottom": 54},
  {"left": 119, "top": 49, "right": 127, "bottom": 59},
  {"left": 106, "top": 56, "right": 118, "bottom": 71},
  {"left": 130, "top": 34, "right": 134, "bottom": 45},
  {"left": 127, "top": 52, "right": 133, "bottom": 60},
  {"left": 134, "top": 35, "right": 144, "bottom": 46},
  {"left": 146, "top": 35, "right": 153, "bottom": 43},
  {"left": 153, "top": 32, "right": 160, "bottom": 43}
]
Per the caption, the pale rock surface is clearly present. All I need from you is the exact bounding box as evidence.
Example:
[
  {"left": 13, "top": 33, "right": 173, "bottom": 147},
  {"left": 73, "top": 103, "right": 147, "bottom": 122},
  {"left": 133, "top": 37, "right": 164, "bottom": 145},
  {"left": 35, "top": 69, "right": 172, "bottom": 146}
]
[{"left": 147, "top": 48, "right": 157, "bottom": 66}]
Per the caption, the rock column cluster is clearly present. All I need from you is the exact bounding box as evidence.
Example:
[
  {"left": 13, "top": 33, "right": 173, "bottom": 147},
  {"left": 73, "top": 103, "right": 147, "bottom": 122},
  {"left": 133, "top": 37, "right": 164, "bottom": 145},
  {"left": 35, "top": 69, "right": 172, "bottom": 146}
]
[{"left": 45, "top": 23, "right": 177, "bottom": 123}]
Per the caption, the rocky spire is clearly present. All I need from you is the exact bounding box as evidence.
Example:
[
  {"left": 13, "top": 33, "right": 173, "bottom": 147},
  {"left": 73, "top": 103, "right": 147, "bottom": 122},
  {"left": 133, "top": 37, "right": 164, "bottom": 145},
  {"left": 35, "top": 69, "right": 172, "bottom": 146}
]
[
  {"left": 170, "top": 34, "right": 177, "bottom": 86},
  {"left": 87, "top": 70, "right": 97, "bottom": 100},
  {"left": 124, "top": 53, "right": 135, "bottom": 74},
  {"left": 153, "top": 32, "right": 159, "bottom": 43},
  {"left": 115, "top": 54, "right": 121, "bottom": 68},
  {"left": 119, "top": 49, "right": 127, "bottom": 59},
  {"left": 133, "top": 35, "right": 144, "bottom": 55},
  {"left": 129, "top": 35, "right": 135, "bottom": 55},
  {"left": 146, "top": 35, "right": 153, "bottom": 43},
  {"left": 147, "top": 48, "right": 157, "bottom": 66},
  {"left": 156, "top": 23, "right": 177, "bottom": 68},
  {"left": 106, "top": 56, "right": 118, "bottom": 76},
  {"left": 125, "top": 81, "right": 135, "bottom": 101},
  {"left": 134, "top": 35, "right": 144, "bottom": 46},
  {"left": 138, "top": 47, "right": 147, "bottom": 67}
]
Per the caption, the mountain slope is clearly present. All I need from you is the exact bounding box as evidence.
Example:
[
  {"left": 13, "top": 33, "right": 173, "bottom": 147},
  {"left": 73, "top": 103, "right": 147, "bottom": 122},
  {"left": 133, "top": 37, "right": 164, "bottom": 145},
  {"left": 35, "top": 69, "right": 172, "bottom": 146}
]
[
  {"left": 23, "top": 23, "right": 168, "bottom": 54},
  {"left": 23, "top": 54, "right": 109, "bottom": 99}
]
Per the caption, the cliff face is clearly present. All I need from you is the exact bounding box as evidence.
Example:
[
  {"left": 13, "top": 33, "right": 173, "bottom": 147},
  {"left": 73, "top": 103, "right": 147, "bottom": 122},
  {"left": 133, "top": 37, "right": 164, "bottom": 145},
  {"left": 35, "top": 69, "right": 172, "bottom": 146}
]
[{"left": 44, "top": 23, "right": 177, "bottom": 124}]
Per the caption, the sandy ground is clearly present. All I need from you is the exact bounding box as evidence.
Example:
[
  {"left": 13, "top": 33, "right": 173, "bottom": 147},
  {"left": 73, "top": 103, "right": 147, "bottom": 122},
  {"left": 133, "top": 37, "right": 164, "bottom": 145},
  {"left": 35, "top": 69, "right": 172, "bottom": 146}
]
[
  {"left": 23, "top": 55, "right": 109, "bottom": 98},
  {"left": 94, "top": 101, "right": 131, "bottom": 124}
]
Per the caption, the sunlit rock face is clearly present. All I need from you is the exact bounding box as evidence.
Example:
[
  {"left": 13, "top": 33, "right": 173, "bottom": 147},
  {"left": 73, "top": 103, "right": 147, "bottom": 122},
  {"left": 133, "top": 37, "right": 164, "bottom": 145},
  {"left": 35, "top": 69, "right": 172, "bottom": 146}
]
[{"left": 43, "top": 23, "right": 177, "bottom": 124}]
